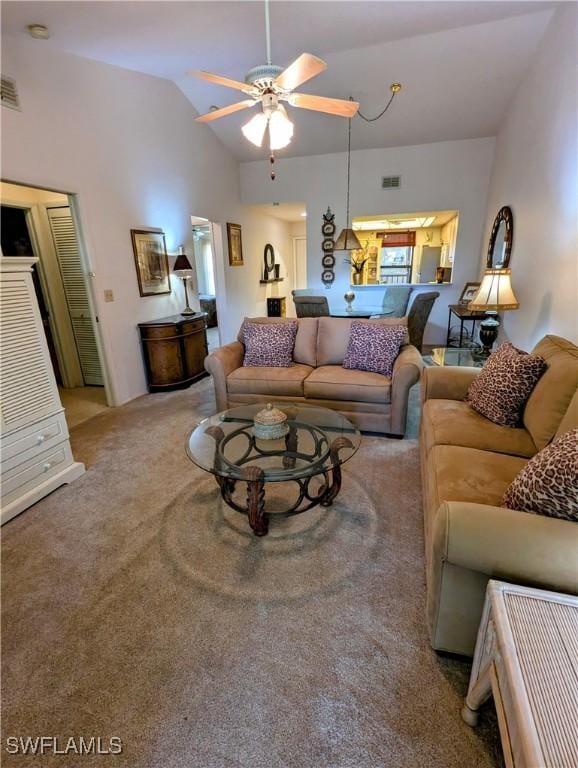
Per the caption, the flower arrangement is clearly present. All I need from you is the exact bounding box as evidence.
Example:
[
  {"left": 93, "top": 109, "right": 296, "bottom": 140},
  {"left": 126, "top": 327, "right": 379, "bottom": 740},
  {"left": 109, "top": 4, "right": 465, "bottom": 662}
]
[{"left": 345, "top": 241, "right": 370, "bottom": 284}]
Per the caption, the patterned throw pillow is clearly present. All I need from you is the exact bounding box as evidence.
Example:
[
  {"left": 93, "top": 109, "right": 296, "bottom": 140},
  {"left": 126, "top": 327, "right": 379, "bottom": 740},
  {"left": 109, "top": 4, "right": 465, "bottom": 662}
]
[
  {"left": 502, "top": 428, "right": 578, "bottom": 521},
  {"left": 342, "top": 321, "right": 407, "bottom": 378},
  {"left": 242, "top": 320, "right": 297, "bottom": 367},
  {"left": 466, "top": 342, "right": 547, "bottom": 427}
]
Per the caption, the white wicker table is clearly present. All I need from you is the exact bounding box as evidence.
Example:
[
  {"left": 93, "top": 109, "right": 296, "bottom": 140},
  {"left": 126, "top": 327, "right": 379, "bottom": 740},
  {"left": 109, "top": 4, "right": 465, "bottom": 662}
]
[{"left": 462, "top": 580, "right": 578, "bottom": 767}]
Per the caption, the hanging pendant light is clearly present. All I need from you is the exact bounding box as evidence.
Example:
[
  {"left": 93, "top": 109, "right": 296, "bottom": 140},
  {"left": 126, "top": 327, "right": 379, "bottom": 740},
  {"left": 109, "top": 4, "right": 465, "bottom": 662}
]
[{"left": 334, "top": 112, "right": 362, "bottom": 251}]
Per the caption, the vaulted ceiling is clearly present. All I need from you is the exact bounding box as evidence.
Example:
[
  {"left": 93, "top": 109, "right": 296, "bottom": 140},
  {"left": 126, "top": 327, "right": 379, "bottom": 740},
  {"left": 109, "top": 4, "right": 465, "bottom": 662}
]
[{"left": 2, "top": 1, "right": 558, "bottom": 160}]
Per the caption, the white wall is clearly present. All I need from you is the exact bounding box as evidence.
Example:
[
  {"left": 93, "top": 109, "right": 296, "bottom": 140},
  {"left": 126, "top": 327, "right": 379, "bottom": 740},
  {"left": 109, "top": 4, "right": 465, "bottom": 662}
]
[
  {"left": 1, "top": 39, "right": 280, "bottom": 404},
  {"left": 241, "top": 137, "right": 495, "bottom": 344},
  {"left": 481, "top": 5, "right": 578, "bottom": 349},
  {"left": 226, "top": 210, "right": 294, "bottom": 324}
]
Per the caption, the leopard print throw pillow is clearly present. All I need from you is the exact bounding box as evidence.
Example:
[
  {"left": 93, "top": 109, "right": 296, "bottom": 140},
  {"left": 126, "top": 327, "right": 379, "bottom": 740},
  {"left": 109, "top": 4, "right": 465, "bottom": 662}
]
[
  {"left": 242, "top": 320, "right": 297, "bottom": 367},
  {"left": 502, "top": 428, "right": 578, "bottom": 521},
  {"left": 466, "top": 342, "right": 547, "bottom": 427}
]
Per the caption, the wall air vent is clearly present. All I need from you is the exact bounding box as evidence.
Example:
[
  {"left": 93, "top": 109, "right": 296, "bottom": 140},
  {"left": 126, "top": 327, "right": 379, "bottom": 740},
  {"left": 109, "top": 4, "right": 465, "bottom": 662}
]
[
  {"left": 1, "top": 76, "right": 21, "bottom": 111},
  {"left": 381, "top": 175, "right": 401, "bottom": 189}
]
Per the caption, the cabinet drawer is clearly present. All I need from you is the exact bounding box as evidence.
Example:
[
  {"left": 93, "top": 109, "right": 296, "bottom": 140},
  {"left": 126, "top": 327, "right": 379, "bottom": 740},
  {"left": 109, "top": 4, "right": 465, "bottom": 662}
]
[
  {"left": 1, "top": 444, "right": 71, "bottom": 501},
  {"left": 1, "top": 413, "right": 68, "bottom": 470}
]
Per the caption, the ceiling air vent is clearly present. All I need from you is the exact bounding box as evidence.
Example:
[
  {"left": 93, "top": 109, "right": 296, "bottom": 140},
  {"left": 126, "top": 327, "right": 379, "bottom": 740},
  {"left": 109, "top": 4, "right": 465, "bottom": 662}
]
[
  {"left": 382, "top": 175, "right": 401, "bottom": 189},
  {"left": 1, "top": 76, "right": 21, "bottom": 111}
]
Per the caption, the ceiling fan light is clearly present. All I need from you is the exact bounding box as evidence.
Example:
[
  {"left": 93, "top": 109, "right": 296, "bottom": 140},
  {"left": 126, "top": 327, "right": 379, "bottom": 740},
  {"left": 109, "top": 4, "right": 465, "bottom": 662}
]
[
  {"left": 268, "top": 105, "right": 294, "bottom": 150},
  {"left": 242, "top": 111, "right": 268, "bottom": 147}
]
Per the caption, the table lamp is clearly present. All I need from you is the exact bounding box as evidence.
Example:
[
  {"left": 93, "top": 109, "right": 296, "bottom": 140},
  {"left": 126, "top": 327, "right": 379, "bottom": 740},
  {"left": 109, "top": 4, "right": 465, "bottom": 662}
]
[
  {"left": 468, "top": 268, "right": 519, "bottom": 356},
  {"left": 173, "top": 246, "right": 195, "bottom": 316}
]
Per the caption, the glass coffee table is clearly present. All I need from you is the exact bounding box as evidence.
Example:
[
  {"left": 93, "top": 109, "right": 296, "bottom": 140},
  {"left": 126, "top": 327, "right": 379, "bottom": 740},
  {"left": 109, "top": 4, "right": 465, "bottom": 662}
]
[{"left": 186, "top": 403, "right": 361, "bottom": 536}]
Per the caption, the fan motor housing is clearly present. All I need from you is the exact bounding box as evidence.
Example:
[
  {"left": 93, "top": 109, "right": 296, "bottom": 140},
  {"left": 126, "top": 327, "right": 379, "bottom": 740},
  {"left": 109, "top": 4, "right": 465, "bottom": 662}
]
[{"left": 245, "top": 64, "right": 283, "bottom": 90}]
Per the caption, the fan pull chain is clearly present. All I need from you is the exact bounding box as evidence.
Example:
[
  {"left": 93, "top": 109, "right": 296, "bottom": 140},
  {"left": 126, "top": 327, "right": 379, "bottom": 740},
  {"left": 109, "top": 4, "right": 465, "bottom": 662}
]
[{"left": 270, "top": 152, "right": 276, "bottom": 180}]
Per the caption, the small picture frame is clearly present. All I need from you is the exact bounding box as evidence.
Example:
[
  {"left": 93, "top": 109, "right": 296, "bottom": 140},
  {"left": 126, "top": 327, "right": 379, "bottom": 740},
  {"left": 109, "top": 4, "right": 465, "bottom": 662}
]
[
  {"left": 459, "top": 281, "right": 481, "bottom": 305},
  {"left": 322, "top": 238, "right": 334, "bottom": 252},
  {"left": 131, "top": 228, "right": 171, "bottom": 297},
  {"left": 322, "top": 254, "right": 336, "bottom": 268},
  {"left": 227, "top": 222, "right": 244, "bottom": 266}
]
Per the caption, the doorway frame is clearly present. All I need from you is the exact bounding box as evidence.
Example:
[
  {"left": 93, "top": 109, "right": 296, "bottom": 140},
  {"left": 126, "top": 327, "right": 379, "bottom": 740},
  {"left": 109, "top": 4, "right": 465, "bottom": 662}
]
[
  {"left": 292, "top": 236, "right": 307, "bottom": 290},
  {"left": 191, "top": 215, "right": 227, "bottom": 348},
  {"left": 1, "top": 178, "right": 114, "bottom": 407}
]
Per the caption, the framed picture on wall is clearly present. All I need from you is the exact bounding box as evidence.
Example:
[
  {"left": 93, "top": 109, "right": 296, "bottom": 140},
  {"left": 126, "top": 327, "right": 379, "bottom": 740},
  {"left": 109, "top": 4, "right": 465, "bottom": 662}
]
[
  {"left": 458, "top": 281, "right": 481, "bottom": 305},
  {"left": 227, "top": 222, "right": 244, "bottom": 266},
  {"left": 131, "top": 228, "right": 171, "bottom": 297}
]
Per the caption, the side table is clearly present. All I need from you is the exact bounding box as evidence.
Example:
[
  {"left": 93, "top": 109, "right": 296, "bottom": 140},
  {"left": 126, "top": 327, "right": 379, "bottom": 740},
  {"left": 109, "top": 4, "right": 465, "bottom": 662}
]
[
  {"left": 462, "top": 580, "right": 578, "bottom": 767},
  {"left": 446, "top": 303, "right": 486, "bottom": 347}
]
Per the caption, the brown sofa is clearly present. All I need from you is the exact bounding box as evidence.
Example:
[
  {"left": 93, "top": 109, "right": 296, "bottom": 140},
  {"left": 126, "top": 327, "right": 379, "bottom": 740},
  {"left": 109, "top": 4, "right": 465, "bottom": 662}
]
[
  {"left": 205, "top": 316, "right": 423, "bottom": 436},
  {"left": 421, "top": 335, "right": 578, "bottom": 656}
]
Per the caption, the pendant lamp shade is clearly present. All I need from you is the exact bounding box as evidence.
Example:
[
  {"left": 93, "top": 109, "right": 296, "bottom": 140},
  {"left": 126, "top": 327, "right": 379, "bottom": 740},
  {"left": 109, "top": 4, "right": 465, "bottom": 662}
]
[
  {"left": 468, "top": 268, "right": 520, "bottom": 311},
  {"left": 334, "top": 227, "right": 362, "bottom": 251}
]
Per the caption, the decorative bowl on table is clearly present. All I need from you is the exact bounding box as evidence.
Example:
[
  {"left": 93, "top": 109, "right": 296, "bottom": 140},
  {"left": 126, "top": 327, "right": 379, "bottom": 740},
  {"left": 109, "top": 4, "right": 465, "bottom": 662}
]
[{"left": 253, "top": 403, "right": 289, "bottom": 440}]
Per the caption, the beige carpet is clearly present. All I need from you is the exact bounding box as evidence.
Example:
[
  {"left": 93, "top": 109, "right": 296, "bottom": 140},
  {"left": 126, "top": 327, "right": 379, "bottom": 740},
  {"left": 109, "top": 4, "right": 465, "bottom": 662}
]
[{"left": 1, "top": 379, "right": 502, "bottom": 768}]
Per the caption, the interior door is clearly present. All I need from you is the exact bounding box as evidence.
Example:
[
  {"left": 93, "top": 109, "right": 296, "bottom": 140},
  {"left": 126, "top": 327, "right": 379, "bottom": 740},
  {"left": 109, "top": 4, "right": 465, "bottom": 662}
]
[
  {"left": 293, "top": 237, "right": 307, "bottom": 289},
  {"left": 47, "top": 207, "right": 104, "bottom": 386}
]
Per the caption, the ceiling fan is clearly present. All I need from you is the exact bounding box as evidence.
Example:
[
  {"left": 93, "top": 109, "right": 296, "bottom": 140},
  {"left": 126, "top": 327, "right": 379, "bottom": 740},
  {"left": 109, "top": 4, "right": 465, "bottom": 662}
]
[{"left": 188, "top": 0, "right": 358, "bottom": 152}]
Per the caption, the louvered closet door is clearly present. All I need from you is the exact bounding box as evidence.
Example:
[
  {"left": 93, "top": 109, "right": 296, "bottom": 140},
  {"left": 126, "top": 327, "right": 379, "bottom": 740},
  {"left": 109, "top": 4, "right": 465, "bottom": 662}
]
[
  {"left": 47, "top": 207, "right": 103, "bottom": 386},
  {"left": 0, "top": 269, "right": 61, "bottom": 434}
]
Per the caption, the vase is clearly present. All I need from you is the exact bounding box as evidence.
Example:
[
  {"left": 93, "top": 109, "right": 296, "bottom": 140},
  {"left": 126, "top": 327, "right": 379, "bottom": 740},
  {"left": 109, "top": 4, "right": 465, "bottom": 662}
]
[{"left": 352, "top": 272, "right": 362, "bottom": 286}]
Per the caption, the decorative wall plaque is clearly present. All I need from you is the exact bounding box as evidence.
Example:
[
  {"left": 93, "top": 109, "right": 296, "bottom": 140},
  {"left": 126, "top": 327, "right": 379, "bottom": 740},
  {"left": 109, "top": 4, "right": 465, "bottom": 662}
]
[{"left": 321, "top": 207, "right": 336, "bottom": 286}]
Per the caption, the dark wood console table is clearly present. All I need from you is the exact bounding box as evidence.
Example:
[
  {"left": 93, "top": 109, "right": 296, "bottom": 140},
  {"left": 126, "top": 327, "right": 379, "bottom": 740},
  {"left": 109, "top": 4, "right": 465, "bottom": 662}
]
[
  {"left": 138, "top": 313, "right": 208, "bottom": 392},
  {"left": 446, "top": 304, "right": 486, "bottom": 347}
]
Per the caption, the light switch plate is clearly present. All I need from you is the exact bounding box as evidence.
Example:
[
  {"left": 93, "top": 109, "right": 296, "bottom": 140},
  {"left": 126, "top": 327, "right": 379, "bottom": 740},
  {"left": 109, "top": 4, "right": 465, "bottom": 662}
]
[{"left": 104, "top": 289, "right": 114, "bottom": 302}]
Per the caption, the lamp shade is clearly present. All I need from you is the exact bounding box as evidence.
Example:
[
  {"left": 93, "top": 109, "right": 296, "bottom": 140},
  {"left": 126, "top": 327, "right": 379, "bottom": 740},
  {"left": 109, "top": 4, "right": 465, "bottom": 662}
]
[
  {"left": 468, "top": 268, "right": 519, "bottom": 311},
  {"left": 173, "top": 253, "right": 194, "bottom": 275},
  {"left": 334, "top": 228, "right": 362, "bottom": 251}
]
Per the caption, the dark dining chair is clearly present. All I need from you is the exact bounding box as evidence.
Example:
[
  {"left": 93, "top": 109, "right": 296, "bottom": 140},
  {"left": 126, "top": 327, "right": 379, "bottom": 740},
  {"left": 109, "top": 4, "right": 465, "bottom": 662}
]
[
  {"left": 407, "top": 292, "right": 440, "bottom": 352},
  {"left": 292, "top": 293, "right": 330, "bottom": 318}
]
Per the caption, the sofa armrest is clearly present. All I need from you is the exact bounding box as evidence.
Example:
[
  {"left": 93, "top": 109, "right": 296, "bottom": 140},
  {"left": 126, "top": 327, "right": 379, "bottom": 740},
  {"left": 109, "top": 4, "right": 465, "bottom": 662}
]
[
  {"left": 421, "top": 365, "right": 480, "bottom": 404},
  {"left": 427, "top": 500, "right": 578, "bottom": 653},
  {"left": 433, "top": 501, "right": 578, "bottom": 592},
  {"left": 204, "top": 341, "right": 244, "bottom": 411},
  {"left": 389, "top": 345, "right": 424, "bottom": 436}
]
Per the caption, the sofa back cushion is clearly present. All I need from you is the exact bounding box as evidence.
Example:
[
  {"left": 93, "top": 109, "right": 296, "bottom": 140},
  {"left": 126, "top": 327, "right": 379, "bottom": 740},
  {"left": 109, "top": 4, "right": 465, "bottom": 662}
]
[
  {"left": 555, "top": 389, "right": 578, "bottom": 439},
  {"left": 316, "top": 316, "right": 409, "bottom": 366},
  {"left": 524, "top": 335, "right": 578, "bottom": 450},
  {"left": 238, "top": 317, "right": 318, "bottom": 367}
]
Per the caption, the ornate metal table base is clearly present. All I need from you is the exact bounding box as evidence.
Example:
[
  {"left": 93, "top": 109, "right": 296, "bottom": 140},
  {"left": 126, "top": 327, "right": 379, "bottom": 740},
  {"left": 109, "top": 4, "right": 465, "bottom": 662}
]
[{"left": 205, "top": 424, "right": 352, "bottom": 536}]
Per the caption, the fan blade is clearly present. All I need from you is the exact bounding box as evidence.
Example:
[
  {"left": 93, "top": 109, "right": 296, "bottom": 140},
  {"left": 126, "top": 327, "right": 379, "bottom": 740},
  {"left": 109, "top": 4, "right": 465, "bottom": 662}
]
[
  {"left": 288, "top": 93, "right": 359, "bottom": 118},
  {"left": 188, "top": 70, "right": 254, "bottom": 94},
  {"left": 274, "top": 53, "right": 327, "bottom": 91},
  {"left": 195, "top": 100, "right": 256, "bottom": 123}
]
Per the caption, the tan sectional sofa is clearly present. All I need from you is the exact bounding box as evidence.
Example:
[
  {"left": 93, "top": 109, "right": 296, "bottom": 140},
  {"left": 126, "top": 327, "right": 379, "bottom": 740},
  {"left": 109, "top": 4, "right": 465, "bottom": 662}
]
[
  {"left": 421, "top": 335, "right": 578, "bottom": 656},
  {"left": 205, "top": 316, "right": 423, "bottom": 436}
]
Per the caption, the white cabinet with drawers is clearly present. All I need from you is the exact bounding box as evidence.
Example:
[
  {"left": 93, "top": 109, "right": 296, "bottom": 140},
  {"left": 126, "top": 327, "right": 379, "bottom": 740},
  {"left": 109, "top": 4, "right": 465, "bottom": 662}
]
[{"left": 1, "top": 257, "right": 84, "bottom": 524}]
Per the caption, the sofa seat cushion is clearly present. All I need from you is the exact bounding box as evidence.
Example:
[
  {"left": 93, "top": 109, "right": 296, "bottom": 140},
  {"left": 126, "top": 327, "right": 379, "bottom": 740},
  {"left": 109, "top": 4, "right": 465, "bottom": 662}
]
[
  {"left": 422, "top": 399, "right": 537, "bottom": 458},
  {"left": 428, "top": 445, "right": 527, "bottom": 512},
  {"left": 304, "top": 365, "right": 391, "bottom": 404},
  {"left": 227, "top": 364, "right": 313, "bottom": 397}
]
